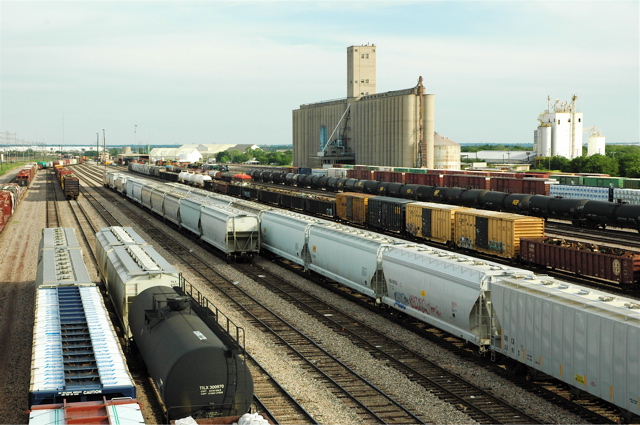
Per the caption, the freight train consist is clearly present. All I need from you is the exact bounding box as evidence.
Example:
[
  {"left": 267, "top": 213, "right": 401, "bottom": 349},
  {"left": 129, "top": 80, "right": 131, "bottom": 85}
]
[
  {"left": 31, "top": 227, "right": 145, "bottom": 424},
  {"left": 245, "top": 169, "right": 640, "bottom": 232},
  {"left": 0, "top": 164, "right": 37, "bottom": 234},
  {"left": 124, "top": 166, "right": 640, "bottom": 288},
  {"left": 0, "top": 183, "right": 26, "bottom": 233},
  {"left": 105, "top": 172, "right": 261, "bottom": 259},
  {"left": 16, "top": 163, "right": 38, "bottom": 187},
  {"left": 114, "top": 168, "right": 640, "bottom": 420},
  {"left": 53, "top": 165, "right": 80, "bottom": 200},
  {"left": 94, "top": 226, "right": 254, "bottom": 420}
]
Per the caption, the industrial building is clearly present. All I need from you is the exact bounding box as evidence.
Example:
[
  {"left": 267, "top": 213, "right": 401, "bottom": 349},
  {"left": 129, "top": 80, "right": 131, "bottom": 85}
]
[
  {"left": 533, "top": 95, "right": 584, "bottom": 159},
  {"left": 292, "top": 45, "right": 460, "bottom": 169},
  {"left": 148, "top": 144, "right": 260, "bottom": 163}
]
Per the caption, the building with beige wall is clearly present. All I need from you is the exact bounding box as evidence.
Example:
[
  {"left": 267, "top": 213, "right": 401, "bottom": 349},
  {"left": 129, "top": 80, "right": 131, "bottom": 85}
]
[{"left": 293, "top": 44, "right": 442, "bottom": 169}]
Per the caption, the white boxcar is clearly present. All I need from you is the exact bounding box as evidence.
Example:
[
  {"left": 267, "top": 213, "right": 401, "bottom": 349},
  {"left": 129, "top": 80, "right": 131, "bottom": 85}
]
[
  {"left": 179, "top": 197, "right": 206, "bottom": 235},
  {"left": 104, "top": 171, "right": 122, "bottom": 187},
  {"left": 114, "top": 174, "right": 130, "bottom": 194},
  {"left": 162, "top": 191, "right": 188, "bottom": 225},
  {"left": 259, "top": 210, "right": 327, "bottom": 266},
  {"left": 125, "top": 178, "right": 145, "bottom": 203},
  {"left": 149, "top": 186, "right": 174, "bottom": 216},
  {"left": 491, "top": 275, "right": 640, "bottom": 417},
  {"left": 39, "top": 227, "right": 81, "bottom": 251},
  {"left": 307, "top": 224, "right": 404, "bottom": 298},
  {"left": 36, "top": 248, "right": 92, "bottom": 287},
  {"left": 103, "top": 244, "right": 180, "bottom": 337},
  {"left": 200, "top": 204, "right": 260, "bottom": 257},
  {"left": 140, "top": 181, "right": 164, "bottom": 210},
  {"left": 381, "top": 244, "right": 533, "bottom": 346},
  {"left": 95, "top": 227, "right": 149, "bottom": 279},
  {"left": 179, "top": 194, "right": 234, "bottom": 231}
]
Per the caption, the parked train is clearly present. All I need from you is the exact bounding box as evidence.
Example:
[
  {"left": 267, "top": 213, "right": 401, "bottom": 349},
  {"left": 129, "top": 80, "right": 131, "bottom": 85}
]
[
  {"left": 95, "top": 226, "right": 254, "bottom": 420},
  {"left": 117, "top": 166, "right": 640, "bottom": 420},
  {"left": 0, "top": 163, "right": 38, "bottom": 234},
  {"left": 0, "top": 183, "right": 26, "bottom": 233},
  {"left": 124, "top": 166, "right": 640, "bottom": 288},
  {"left": 16, "top": 163, "right": 38, "bottom": 187},
  {"left": 258, "top": 210, "right": 640, "bottom": 422},
  {"left": 53, "top": 165, "right": 80, "bottom": 200},
  {"left": 31, "top": 227, "right": 145, "bottom": 424},
  {"left": 246, "top": 170, "right": 640, "bottom": 232},
  {"left": 105, "top": 172, "right": 261, "bottom": 260}
]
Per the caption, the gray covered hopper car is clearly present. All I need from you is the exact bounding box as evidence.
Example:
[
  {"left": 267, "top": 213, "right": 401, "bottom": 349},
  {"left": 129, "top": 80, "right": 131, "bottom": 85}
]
[
  {"left": 97, "top": 240, "right": 180, "bottom": 338},
  {"left": 36, "top": 228, "right": 91, "bottom": 287},
  {"left": 129, "top": 285, "right": 253, "bottom": 420}
]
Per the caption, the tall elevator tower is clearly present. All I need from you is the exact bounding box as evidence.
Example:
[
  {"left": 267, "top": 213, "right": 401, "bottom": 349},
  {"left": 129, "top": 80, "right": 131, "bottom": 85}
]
[{"left": 347, "top": 45, "right": 377, "bottom": 101}]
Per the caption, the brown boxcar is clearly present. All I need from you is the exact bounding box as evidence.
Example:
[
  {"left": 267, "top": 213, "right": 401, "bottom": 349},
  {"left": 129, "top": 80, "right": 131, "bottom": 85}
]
[
  {"left": 62, "top": 175, "right": 80, "bottom": 200},
  {"left": 454, "top": 209, "right": 545, "bottom": 259},
  {"left": 405, "top": 202, "right": 468, "bottom": 244},
  {"left": 347, "top": 169, "right": 375, "bottom": 181},
  {"left": 443, "top": 174, "right": 491, "bottom": 190},
  {"left": 520, "top": 237, "right": 640, "bottom": 288},
  {"left": 336, "top": 192, "right": 376, "bottom": 225},
  {"left": 373, "top": 171, "right": 405, "bottom": 184},
  {"left": 404, "top": 172, "right": 444, "bottom": 186}
]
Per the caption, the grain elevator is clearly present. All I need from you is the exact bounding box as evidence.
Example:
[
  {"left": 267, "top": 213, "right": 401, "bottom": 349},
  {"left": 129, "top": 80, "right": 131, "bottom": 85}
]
[
  {"left": 533, "top": 95, "right": 583, "bottom": 159},
  {"left": 293, "top": 45, "right": 446, "bottom": 168}
]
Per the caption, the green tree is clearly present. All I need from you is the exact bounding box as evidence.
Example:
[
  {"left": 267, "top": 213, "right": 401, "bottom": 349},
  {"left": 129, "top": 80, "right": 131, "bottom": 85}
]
[
  {"left": 618, "top": 153, "right": 640, "bottom": 177},
  {"left": 571, "top": 154, "right": 619, "bottom": 175}
]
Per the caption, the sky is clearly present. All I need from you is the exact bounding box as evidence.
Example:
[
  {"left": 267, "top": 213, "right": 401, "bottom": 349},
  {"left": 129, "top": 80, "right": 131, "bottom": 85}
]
[{"left": 1, "top": 1, "right": 638, "bottom": 148}]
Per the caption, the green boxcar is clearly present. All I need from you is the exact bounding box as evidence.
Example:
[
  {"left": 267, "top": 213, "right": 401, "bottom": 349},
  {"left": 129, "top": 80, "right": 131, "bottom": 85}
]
[
  {"left": 583, "top": 176, "right": 626, "bottom": 188},
  {"left": 557, "top": 175, "right": 584, "bottom": 185},
  {"left": 623, "top": 178, "right": 640, "bottom": 189}
]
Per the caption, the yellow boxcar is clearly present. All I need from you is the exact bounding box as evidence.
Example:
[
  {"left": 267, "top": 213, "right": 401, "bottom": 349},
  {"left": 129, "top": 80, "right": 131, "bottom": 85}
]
[
  {"left": 454, "top": 209, "right": 545, "bottom": 259},
  {"left": 405, "top": 202, "right": 468, "bottom": 244},
  {"left": 335, "top": 192, "right": 376, "bottom": 225}
]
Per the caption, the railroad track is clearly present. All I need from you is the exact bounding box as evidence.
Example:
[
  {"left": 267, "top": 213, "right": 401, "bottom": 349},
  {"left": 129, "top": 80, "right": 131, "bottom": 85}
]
[
  {"left": 77, "top": 164, "right": 624, "bottom": 423},
  {"left": 235, "top": 261, "right": 541, "bottom": 424},
  {"left": 46, "top": 170, "right": 60, "bottom": 227},
  {"left": 546, "top": 220, "right": 640, "bottom": 250},
  {"left": 71, "top": 165, "right": 318, "bottom": 424}
]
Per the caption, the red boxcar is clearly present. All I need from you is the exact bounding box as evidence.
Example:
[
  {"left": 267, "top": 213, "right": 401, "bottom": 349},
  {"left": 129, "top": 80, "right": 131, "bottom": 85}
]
[
  {"left": 404, "top": 173, "right": 444, "bottom": 186},
  {"left": 465, "top": 170, "right": 491, "bottom": 177},
  {"left": 0, "top": 191, "right": 13, "bottom": 232},
  {"left": 347, "top": 169, "right": 375, "bottom": 180},
  {"left": 515, "top": 171, "right": 551, "bottom": 179},
  {"left": 522, "top": 178, "right": 554, "bottom": 196},
  {"left": 443, "top": 174, "right": 491, "bottom": 190},
  {"left": 373, "top": 171, "right": 405, "bottom": 184}
]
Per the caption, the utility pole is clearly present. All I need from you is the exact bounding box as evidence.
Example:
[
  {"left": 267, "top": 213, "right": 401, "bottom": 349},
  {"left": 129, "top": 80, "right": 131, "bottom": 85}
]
[
  {"left": 96, "top": 133, "right": 99, "bottom": 164},
  {"left": 103, "top": 129, "right": 106, "bottom": 170}
]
